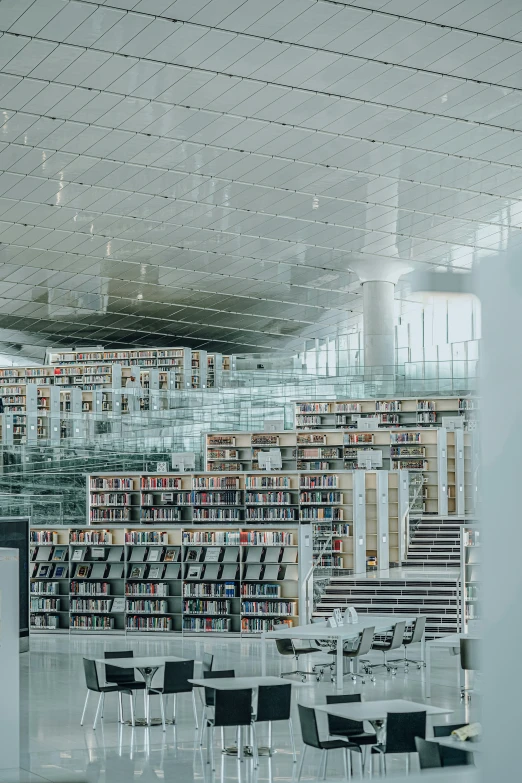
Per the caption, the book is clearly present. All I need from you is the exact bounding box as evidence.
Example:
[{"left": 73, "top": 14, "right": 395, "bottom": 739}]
[
  {"left": 108, "top": 564, "right": 124, "bottom": 579},
  {"left": 75, "top": 564, "right": 91, "bottom": 578},
  {"left": 54, "top": 565, "right": 68, "bottom": 579},
  {"left": 147, "top": 548, "right": 162, "bottom": 562},
  {"left": 107, "top": 546, "right": 124, "bottom": 562},
  {"left": 164, "top": 548, "right": 179, "bottom": 562},
  {"left": 90, "top": 547, "right": 106, "bottom": 560},
  {"left": 222, "top": 547, "right": 239, "bottom": 563},
  {"left": 203, "top": 564, "right": 220, "bottom": 580},
  {"left": 71, "top": 548, "right": 85, "bottom": 562},
  {"left": 204, "top": 547, "right": 221, "bottom": 562},
  {"left": 52, "top": 547, "right": 67, "bottom": 562},
  {"left": 130, "top": 546, "right": 147, "bottom": 562},
  {"left": 111, "top": 597, "right": 125, "bottom": 613},
  {"left": 148, "top": 565, "right": 164, "bottom": 579},
  {"left": 186, "top": 565, "right": 203, "bottom": 579},
  {"left": 36, "top": 546, "right": 53, "bottom": 562},
  {"left": 37, "top": 564, "right": 53, "bottom": 578},
  {"left": 130, "top": 565, "right": 145, "bottom": 579},
  {"left": 185, "top": 547, "right": 201, "bottom": 562}
]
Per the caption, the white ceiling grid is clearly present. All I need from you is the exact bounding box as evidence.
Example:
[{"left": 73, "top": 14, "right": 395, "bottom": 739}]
[{"left": 0, "top": 0, "right": 519, "bottom": 351}]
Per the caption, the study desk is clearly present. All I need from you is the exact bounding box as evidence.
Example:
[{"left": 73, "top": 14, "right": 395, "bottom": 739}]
[
  {"left": 261, "top": 615, "right": 417, "bottom": 691},
  {"left": 425, "top": 634, "right": 479, "bottom": 698},
  {"left": 429, "top": 736, "right": 482, "bottom": 754}
]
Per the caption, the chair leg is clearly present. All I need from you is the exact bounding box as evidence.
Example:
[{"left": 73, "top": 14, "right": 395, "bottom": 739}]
[
  {"left": 159, "top": 694, "right": 166, "bottom": 733},
  {"left": 343, "top": 748, "right": 350, "bottom": 781},
  {"left": 93, "top": 693, "right": 103, "bottom": 730},
  {"left": 268, "top": 720, "right": 272, "bottom": 755},
  {"left": 173, "top": 693, "right": 177, "bottom": 723},
  {"left": 199, "top": 707, "right": 207, "bottom": 745},
  {"left": 405, "top": 753, "right": 410, "bottom": 776},
  {"left": 80, "top": 691, "right": 90, "bottom": 726},
  {"left": 191, "top": 691, "right": 199, "bottom": 729},
  {"left": 297, "top": 745, "right": 306, "bottom": 782},
  {"left": 129, "top": 694, "right": 135, "bottom": 727},
  {"left": 321, "top": 749, "right": 328, "bottom": 780},
  {"left": 251, "top": 722, "right": 259, "bottom": 768},
  {"left": 118, "top": 692, "right": 123, "bottom": 724},
  {"left": 238, "top": 726, "right": 243, "bottom": 762},
  {"left": 288, "top": 717, "right": 297, "bottom": 763},
  {"left": 100, "top": 691, "right": 105, "bottom": 719}
]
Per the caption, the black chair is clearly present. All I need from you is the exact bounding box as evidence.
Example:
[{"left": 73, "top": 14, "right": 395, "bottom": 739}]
[
  {"left": 81, "top": 658, "right": 134, "bottom": 729},
  {"left": 202, "top": 652, "right": 214, "bottom": 673},
  {"left": 326, "top": 694, "right": 377, "bottom": 773},
  {"left": 206, "top": 688, "right": 253, "bottom": 769},
  {"left": 364, "top": 621, "right": 407, "bottom": 676},
  {"left": 460, "top": 638, "right": 480, "bottom": 700},
  {"left": 147, "top": 659, "right": 198, "bottom": 732},
  {"left": 433, "top": 724, "right": 474, "bottom": 766},
  {"left": 251, "top": 684, "right": 296, "bottom": 766},
  {"left": 415, "top": 737, "right": 442, "bottom": 769},
  {"left": 327, "top": 626, "right": 376, "bottom": 684},
  {"left": 389, "top": 616, "right": 427, "bottom": 670},
  {"left": 104, "top": 650, "right": 146, "bottom": 724},
  {"left": 371, "top": 710, "right": 426, "bottom": 776},
  {"left": 275, "top": 637, "right": 320, "bottom": 682},
  {"left": 198, "top": 669, "right": 235, "bottom": 745},
  {"left": 297, "top": 704, "right": 361, "bottom": 782}
]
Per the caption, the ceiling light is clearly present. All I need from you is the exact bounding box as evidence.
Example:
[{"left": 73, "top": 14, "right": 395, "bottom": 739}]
[{"left": 137, "top": 294, "right": 143, "bottom": 300}]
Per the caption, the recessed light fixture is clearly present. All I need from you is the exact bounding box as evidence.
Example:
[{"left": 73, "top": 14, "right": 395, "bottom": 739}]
[{"left": 137, "top": 294, "right": 143, "bottom": 300}]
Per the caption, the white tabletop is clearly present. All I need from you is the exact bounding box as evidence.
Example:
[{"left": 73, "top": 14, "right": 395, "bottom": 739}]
[
  {"left": 428, "top": 633, "right": 480, "bottom": 648},
  {"left": 263, "top": 615, "right": 415, "bottom": 640},
  {"left": 95, "top": 656, "right": 195, "bottom": 668},
  {"left": 315, "top": 699, "right": 452, "bottom": 721},
  {"left": 429, "top": 737, "right": 482, "bottom": 754},
  {"left": 190, "top": 676, "right": 300, "bottom": 690}
]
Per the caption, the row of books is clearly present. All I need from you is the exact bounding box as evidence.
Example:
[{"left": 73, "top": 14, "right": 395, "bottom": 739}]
[
  {"left": 300, "top": 491, "right": 342, "bottom": 503},
  {"left": 183, "top": 582, "right": 236, "bottom": 598},
  {"left": 242, "top": 601, "right": 295, "bottom": 615},
  {"left": 183, "top": 600, "right": 230, "bottom": 615},
  {"left": 241, "top": 618, "right": 292, "bottom": 633},
  {"left": 127, "top": 617, "right": 173, "bottom": 631}
]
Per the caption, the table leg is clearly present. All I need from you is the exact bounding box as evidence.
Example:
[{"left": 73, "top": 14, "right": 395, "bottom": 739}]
[
  {"left": 261, "top": 633, "right": 267, "bottom": 675},
  {"left": 336, "top": 637, "right": 344, "bottom": 692},
  {"left": 421, "top": 632, "right": 426, "bottom": 667},
  {"left": 425, "top": 642, "right": 432, "bottom": 699}
]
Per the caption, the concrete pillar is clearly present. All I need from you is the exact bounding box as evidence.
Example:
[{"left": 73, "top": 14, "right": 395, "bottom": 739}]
[{"left": 348, "top": 255, "right": 412, "bottom": 370}]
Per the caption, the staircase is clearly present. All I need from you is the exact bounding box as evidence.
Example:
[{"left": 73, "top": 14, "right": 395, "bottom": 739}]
[
  {"left": 404, "top": 518, "right": 463, "bottom": 567},
  {"left": 313, "top": 518, "right": 464, "bottom": 638}
]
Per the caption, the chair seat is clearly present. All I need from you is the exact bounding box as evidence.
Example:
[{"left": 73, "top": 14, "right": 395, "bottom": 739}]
[
  {"left": 295, "top": 647, "right": 320, "bottom": 655},
  {"left": 100, "top": 685, "right": 133, "bottom": 695},
  {"left": 371, "top": 641, "right": 392, "bottom": 651},
  {"left": 333, "top": 731, "right": 377, "bottom": 746},
  {"left": 147, "top": 686, "right": 191, "bottom": 695},
  {"left": 327, "top": 649, "right": 358, "bottom": 658},
  {"left": 113, "top": 680, "right": 146, "bottom": 690},
  {"left": 320, "top": 739, "right": 362, "bottom": 752}
]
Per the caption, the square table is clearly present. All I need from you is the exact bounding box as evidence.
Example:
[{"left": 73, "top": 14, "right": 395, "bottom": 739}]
[
  {"left": 262, "top": 615, "right": 417, "bottom": 691},
  {"left": 425, "top": 634, "right": 480, "bottom": 698},
  {"left": 316, "top": 698, "right": 451, "bottom": 745},
  {"left": 95, "top": 655, "right": 200, "bottom": 726},
  {"left": 429, "top": 736, "right": 482, "bottom": 754}
]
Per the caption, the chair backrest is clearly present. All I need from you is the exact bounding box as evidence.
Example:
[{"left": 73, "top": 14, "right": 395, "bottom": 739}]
[
  {"left": 298, "top": 704, "right": 321, "bottom": 750},
  {"left": 460, "top": 638, "right": 480, "bottom": 672},
  {"left": 415, "top": 737, "right": 442, "bottom": 769},
  {"left": 385, "top": 711, "right": 426, "bottom": 753},
  {"left": 256, "top": 684, "right": 291, "bottom": 723},
  {"left": 388, "top": 621, "right": 407, "bottom": 652},
  {"left": 202, "top": 652, "right": 214, "bottom": 673},
  {"left": 83, "top": 658, "right": 101, "bottom": 692},
  {"left": 433, "top": 724, "right": 473, "bottom": 767},
  {"left": 163, "top": 660, "right": 194, "bottom": 694},
  {"left": 275, "top": 638, "right": 294, "bottom": 656},
  {"left": 409, "top": 616, "right": 427, "bottom": 644},
  {"left": 104, "top": 650, "right": 134, "bottom": 685},
  {"left": 326, "top": 693, "right": 364, "bottom": 737},
  {"left": 213, "top": 688, "right": 252, "bottom": 728},
  {"left": 203, "top": 669, "right": 235, "bottom": 707},
  {"left": 356, "top": 626, "right": 375, "bottom": 656}
]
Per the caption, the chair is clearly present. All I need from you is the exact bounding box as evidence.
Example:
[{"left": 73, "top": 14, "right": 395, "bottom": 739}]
[
  {"left": 206, "top": 688, "right": 253, "bottom": 769},
  {"left": 364, "top": 621, "right": 406, "bottom": 675},
  {"left": 311, "top": 617, "right": 337, "bottom": 681},
  {"left": 297, "top": 704, "right": 361, "bottom": 782},
  {"left": 275, "top": 637, "right": 320, "bottom": 682},
  {"left": 389, "top": 616, "right": 427, "bottom": 670},
  {"left": 433, "top": 724, "right": 474, "bottom": 766},
  {"left": 327, "top": 626, "right": 376, "bottom": 683},
  {"left": 198, "top": 669, "right": 235, "bottom": 745},
  {"left": 147, "top": 660, "right": 199, "bottom": 732},
  {"left": 81, "top": 658, "right": 134, "bottom": 729},
  {"left": 460, "top": 638, "right": 480, "bottom": 701},
  {"left": 202, "top": 652, "right": 214, "bottom": 673},
  {"left": 325, "top": 694, "right": 377, "bottom": 773},
  {"left": 371, "top": 710, "right": 426, "bottom": 776},
  {"left": 251, "top": 684, "right": 296, "bottom": 766},
  {"left": 415, "top": 737, "right": 442, "bottom": 769}
]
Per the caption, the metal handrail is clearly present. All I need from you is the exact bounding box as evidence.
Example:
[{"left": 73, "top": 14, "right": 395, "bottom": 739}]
[{"left": 304, "top": 535, "right": 335, "bottom": 623}]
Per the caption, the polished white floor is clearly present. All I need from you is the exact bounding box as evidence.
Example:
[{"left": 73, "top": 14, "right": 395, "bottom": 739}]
[{"left": 11, "top": 633, "right": 479, "bottom": 783}]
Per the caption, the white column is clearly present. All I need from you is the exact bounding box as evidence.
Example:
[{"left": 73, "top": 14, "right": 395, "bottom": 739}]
[
  {"left": 348, "top": 255, "right": 412, "bottom": 370},
  {"left": 0, "top": 547, "right": 19, "bottom": 769}
]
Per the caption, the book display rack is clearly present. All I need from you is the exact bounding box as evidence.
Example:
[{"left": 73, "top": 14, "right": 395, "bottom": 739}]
[
  {"left": 460, "top": 524, "right": 480, "bottom": 634},
  {"left": 29, "top": 522, "right": 309, "bottom": 637}
]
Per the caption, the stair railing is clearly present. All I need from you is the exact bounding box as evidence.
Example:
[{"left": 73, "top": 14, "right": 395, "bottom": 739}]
[{"left": 304, "top": 536, "right": 334, "bottom": 624}]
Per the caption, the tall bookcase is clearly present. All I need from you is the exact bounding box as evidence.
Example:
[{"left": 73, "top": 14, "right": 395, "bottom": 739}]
[
  {"left": 29, "top": 522, "right": 309, "bottom": 637},
  {"left": 460, "top": 524, "right": 480, "bottom": 634}
]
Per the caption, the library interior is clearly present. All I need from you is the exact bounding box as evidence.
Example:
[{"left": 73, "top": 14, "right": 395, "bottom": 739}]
[{"left": 0, "top": 1, "right": 518, "bottom": 782}]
